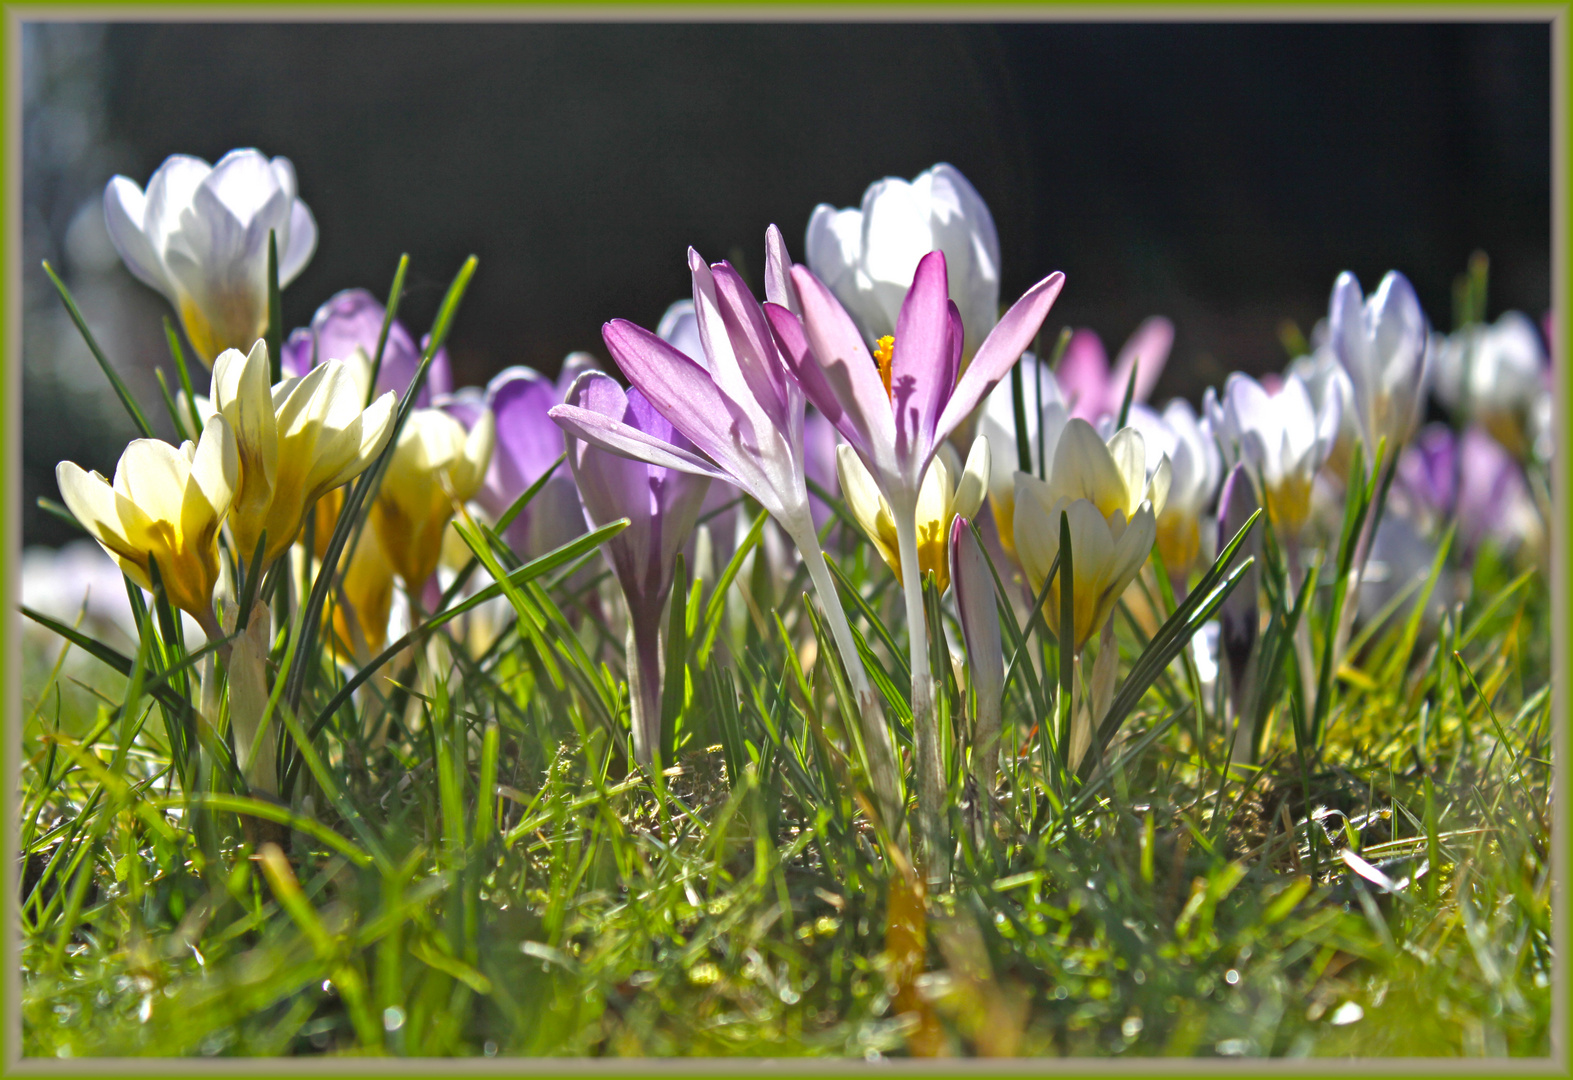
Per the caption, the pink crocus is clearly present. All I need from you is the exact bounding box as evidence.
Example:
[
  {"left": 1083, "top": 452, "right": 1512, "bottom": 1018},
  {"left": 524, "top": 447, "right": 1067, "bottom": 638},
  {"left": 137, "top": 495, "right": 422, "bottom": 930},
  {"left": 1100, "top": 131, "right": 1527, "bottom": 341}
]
[
  {"left": 766, "top": 249, "right": 1063, "bottom": 877},
  {"left": 549, "top": 227, "right": 904, "bottom": 832},
  {"left": 1056, "top": 317, "right": 1174, "bottom": 423}
]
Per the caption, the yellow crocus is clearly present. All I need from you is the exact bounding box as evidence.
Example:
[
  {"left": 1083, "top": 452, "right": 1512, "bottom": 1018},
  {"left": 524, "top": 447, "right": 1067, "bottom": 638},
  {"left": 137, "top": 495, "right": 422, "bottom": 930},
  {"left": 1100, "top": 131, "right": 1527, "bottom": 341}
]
[
  {"left": 370, "top": 407, "right": 495, "bottom": 592},
  {"left": 209, "top": 340, "right": 396, "bottom": 570},
  {"left": 329, "top": 526, "right": 398, "bottom": 664},
  {"left": 55, "top": 415, "right": 239, "bottom": 631},
  {"left": 1012, "top": 418, "right": 1170, "bottom": 652},
  {"left": 836, "top": 435, "right": 989, "bottom": 594}
]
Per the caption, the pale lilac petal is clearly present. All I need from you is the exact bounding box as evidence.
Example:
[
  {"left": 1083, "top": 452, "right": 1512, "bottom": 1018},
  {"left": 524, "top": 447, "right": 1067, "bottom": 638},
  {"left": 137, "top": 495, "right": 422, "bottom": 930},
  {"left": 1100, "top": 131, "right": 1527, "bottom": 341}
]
[
  {"left": 1057, "top": 328, "right": 1111, "bottom": 419},
  {"left": 764, "top": 223, "right": 802, "bottom": 316},
  {"left": 786, "top": 265, "right": 898, "bottom": 470},
  {"left": 934, "top": 271, "right": 1066, "bottom": 449},
  {"left": 1109, "top": 316, "right": 1174, "bottom": 409},
  {"left": 602, "top": 319, "right": 764, "bottom": 479},
  {"left": 279, "top": 198, "right": 317, "bottom": 285},
  {"left": 711, "top": 261, "right": 791, "bottom": 430}
]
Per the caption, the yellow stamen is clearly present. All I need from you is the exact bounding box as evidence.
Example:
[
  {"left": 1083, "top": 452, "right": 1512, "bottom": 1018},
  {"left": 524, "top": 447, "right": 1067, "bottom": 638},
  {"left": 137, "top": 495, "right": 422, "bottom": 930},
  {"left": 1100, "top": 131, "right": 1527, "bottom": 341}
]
[{"left": 873, "top": 335, "right": 895, "bottom": 400}]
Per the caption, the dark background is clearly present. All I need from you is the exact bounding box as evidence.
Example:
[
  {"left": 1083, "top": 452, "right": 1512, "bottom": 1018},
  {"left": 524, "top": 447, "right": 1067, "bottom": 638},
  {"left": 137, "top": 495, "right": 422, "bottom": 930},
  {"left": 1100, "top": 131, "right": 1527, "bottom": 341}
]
[{"left": 21, "top": 20, "right": 1553, "bottom": 547}]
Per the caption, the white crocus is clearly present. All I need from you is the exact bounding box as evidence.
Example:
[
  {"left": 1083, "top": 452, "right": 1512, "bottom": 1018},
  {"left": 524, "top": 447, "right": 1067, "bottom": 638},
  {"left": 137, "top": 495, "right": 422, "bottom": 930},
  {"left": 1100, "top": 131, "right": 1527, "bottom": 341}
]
[
  {"left": 805, "top": 162, "right": 1000, "bottom": 359},
  {"left": 1287, "top": 344, "right": 1359, "bottom": 479},
  {"left": 103, "top": 149, "right": 317, "bottom": 365},
  {"left": 979, "top": 352, "right": 1071, "bottom": 563},
  {"left": 1012, "top": 419, "right": 1171, "bottom": 653},
  {"left": 1326, "top": 270, "right": 1431, "bottom": 464},
  {"left": 208, "top": 340, "right": 397, "bottom": 570},
  {"left": 1432, "top": 310, "right": 1549, "bottom": 460},
  {"left": 370, "top": 408, "right": 495, "bottom": 593},
  {"left": 1204, "top": 372, "right": 1341, "bottom": 543},
  {"left": 56, "top": 416, "right": 239, "bottom": 632},
  {"left": 837, "top": 436, "right": 990, "bottom": 594},
  {"left": 1120, "top": 399, "right": 1222, "bottom": 577}
]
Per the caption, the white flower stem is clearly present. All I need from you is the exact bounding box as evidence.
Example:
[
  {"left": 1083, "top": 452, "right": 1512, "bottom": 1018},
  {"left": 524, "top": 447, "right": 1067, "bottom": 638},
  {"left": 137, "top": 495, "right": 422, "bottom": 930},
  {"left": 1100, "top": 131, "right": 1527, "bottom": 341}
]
[
  {"left": 892, "top": 506, "right": 948, "bottom": 885},
  {"left": 625, "top": 613, "right": 664, "bottom": 768},
  {"left": 798, "top": 530, "right": 906, "bottom": 847}
]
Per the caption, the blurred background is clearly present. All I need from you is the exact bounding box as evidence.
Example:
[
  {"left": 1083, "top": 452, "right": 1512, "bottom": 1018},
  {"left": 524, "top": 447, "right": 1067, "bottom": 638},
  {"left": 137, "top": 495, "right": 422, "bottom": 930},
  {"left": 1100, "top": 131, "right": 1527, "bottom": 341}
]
[{"left": 20, "top": 20, "right": 1552, "bottom": 549}]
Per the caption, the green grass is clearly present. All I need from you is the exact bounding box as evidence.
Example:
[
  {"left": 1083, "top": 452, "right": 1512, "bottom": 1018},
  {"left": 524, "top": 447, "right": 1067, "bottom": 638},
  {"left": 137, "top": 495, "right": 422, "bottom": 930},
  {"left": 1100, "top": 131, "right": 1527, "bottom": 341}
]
[
  {"left": 17, "top": 256, "right": 1554, "bottom": 1059},
  {"left": 16, "top": 482, "right": 1552, "bottom": 1058}
]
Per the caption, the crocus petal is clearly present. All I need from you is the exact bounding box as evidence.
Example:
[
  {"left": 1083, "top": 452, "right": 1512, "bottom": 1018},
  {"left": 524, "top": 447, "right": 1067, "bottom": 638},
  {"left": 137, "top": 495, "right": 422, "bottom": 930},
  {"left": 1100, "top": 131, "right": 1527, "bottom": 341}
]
[
  {"left": 933, "top": 271, "right": 1066, "bottom": 448},
  {"left": 954, "top": 435, "right": 990, "bottom": 519},
  {"left": 889, "top": 250, "right": 956, "bottom": 472},
  {"left": 763, "top": 223, "right": 802, "bottom": 317},
  {"left": 1108, "top": 316, "right": 1174, "bottom": 409},
  {"left": 788, "top": 265, "right": 898, "bottom": 473},
  {"left": 102, "top": 177, "right": 167, "bottom": 293},
  {"left": 279, "top": 196, "right": 317, "bottom": 285},
  {"left": 1057, "top": 330, "right": 1111, "bottom": 419},
  {"left": 602, "top": 318, "right": 766, "bottom": 481},
  {"left": 549, "top": 402, "right": 731, "bottom": 484}
]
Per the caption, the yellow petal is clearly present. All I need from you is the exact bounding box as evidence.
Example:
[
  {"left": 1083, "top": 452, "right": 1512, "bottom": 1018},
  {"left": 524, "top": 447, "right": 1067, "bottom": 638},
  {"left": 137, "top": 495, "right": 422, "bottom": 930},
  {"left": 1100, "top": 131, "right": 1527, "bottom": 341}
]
[
  {"left": 1146, "top": 454, "right": 1172, "bottom": 519},
  {"left": 1105, "top": 426, "right": 1146, "bottom": 514},
  {"left": 114, "top": 439, "right": 191, "bottom": 526},
  {"left": 1048, "top": 418, "right": 1127, "bottom": 519}
]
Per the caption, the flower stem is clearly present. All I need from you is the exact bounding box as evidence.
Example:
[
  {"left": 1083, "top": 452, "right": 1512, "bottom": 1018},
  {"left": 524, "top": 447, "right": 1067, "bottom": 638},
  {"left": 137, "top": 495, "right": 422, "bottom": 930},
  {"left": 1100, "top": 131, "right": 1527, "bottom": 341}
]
[
  {"left": 798, "top": 531, "right": 906, "bottom": 848},
  {"left": 626, "top": 612, "right": 664, "bottom": 768},
  {"left": 892, "top": 506, "right": 947, "bottom": 886}
]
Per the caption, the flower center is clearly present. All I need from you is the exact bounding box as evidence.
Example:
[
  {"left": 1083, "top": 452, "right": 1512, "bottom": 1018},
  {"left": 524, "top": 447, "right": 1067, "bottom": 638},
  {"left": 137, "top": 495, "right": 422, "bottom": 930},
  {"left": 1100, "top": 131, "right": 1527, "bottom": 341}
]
[{"left": 873, "top": 335, "right": 895, "bottom": 400}]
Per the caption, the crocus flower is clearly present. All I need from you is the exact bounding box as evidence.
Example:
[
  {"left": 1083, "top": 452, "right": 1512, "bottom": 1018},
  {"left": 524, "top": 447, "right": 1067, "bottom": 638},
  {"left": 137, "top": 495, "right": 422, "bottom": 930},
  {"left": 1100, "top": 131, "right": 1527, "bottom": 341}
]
[
  {"left": 329, "top": 524, "right": 397, "bottom": 664},
  {"left": 103, "top": 149, "right": 317, "bottom": 365},
  {"left": 282, "top": 288, "right": 454, "bottom": 407},
  {"left": 837, "top": 436, "right": 989, "bottom": 594},
  {"left": 369, "top": 407, "right": 495, "bottom": 594},
  {"left": 950, "top": 517, "right": 1003, "bottom": 800},
  {"left": 978, "top": 352, "right": 1071, "bottom": 563},
  {"left": 1326, "top": 270, "right": 1431, "bottom": 464},
  {"left": 1431, "top": 310, "right": 1549, "bottom": 461},
  {"left": 1056, "top": 318, "right": 1174, "bottom": 423},
  {"left": 775, "top": 248, "right": 1063, "bottom": 873},
  {"left": 549, "top": 227, "right": 904, "bottom": 833},
  {"left": 207, "top": 340, "right": 396, "bottom": 570},
  {"left": 1203, "top": 372, "right": 1342, "bottom": 544},
  {"left": 1286, "top": 344, "right": 1359, "bottom": 479},
  {"left": 805, "top": 162, "right": 1000, "bottom": 359},
  {"left": 1396, "top": 423, "right": 1539, "bottom": 557},
  {"left": 563, "top": 373, "right": 711, "bottom": 766},
  {"left": 56, "top": 415, "right": 239, "bottom": 632},
  {"left": 1012, "top": 418, "right": 1170, "bottom": 653},
  {"left": 437, "top": 354, "right": 596, "bottom": 559},
  {"left": 1120, "top": 399, "right": 1222, "bottom": 578}
]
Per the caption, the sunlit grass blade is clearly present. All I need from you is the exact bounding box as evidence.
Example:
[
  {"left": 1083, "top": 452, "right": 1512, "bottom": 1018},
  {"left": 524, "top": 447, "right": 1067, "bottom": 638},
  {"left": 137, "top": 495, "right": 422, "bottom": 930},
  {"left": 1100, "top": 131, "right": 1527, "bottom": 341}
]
[{"left": 42, "top": 260, "right": 154, "bottom": 439}]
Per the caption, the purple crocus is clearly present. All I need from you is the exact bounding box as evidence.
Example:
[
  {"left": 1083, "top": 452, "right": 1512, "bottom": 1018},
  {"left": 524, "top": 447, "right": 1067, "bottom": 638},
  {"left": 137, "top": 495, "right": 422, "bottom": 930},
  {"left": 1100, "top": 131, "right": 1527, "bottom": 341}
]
[
  {"left": 1396, "top": 423, "right": 1536, "bottom": 557},
  {"left": 283, "top": 288, "right": 453, "bottom": 406},
  {"left": 437, "top": 354, "right": 596, "bottom": 560},
  {"left": 563, "top": 372, "right": 710, "bottom": 767},
  {"left": 549, "top": 227, "right": 904, "bottom": 832},
  {"left": 767, "top": 249, "right": 1062, "bottom": 875},
  {"left": 1056, "top": 317, "right": 1174, "bottom": 423}
]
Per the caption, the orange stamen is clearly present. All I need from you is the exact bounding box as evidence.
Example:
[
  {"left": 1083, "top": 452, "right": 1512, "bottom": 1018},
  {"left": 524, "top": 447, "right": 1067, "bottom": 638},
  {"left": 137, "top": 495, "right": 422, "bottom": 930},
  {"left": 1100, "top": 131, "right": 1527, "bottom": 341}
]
[{"left": 873, "top": 335, "right": 895, "bottom": 400}]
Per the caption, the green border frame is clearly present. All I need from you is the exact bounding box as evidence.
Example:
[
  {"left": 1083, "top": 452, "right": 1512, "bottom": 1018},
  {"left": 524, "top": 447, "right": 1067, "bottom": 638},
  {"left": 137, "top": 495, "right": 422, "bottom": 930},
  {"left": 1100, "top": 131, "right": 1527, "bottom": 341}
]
[{"left": 0, "top": 6, "right": 1566, "bottom": 1078}]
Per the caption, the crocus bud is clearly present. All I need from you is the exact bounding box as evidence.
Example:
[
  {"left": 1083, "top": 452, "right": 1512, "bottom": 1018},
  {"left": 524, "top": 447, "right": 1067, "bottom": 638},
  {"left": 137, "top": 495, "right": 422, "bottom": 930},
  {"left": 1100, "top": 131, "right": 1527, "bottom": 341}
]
[
  {"left": 1327, "top": 269, "right": 1431, "bottom": 463},
  {"left": 56, "top": 416, "right": 239, "bottom": 631},
  {"left": 103, "top": 149, "right": 316, "bottom": 365}
]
